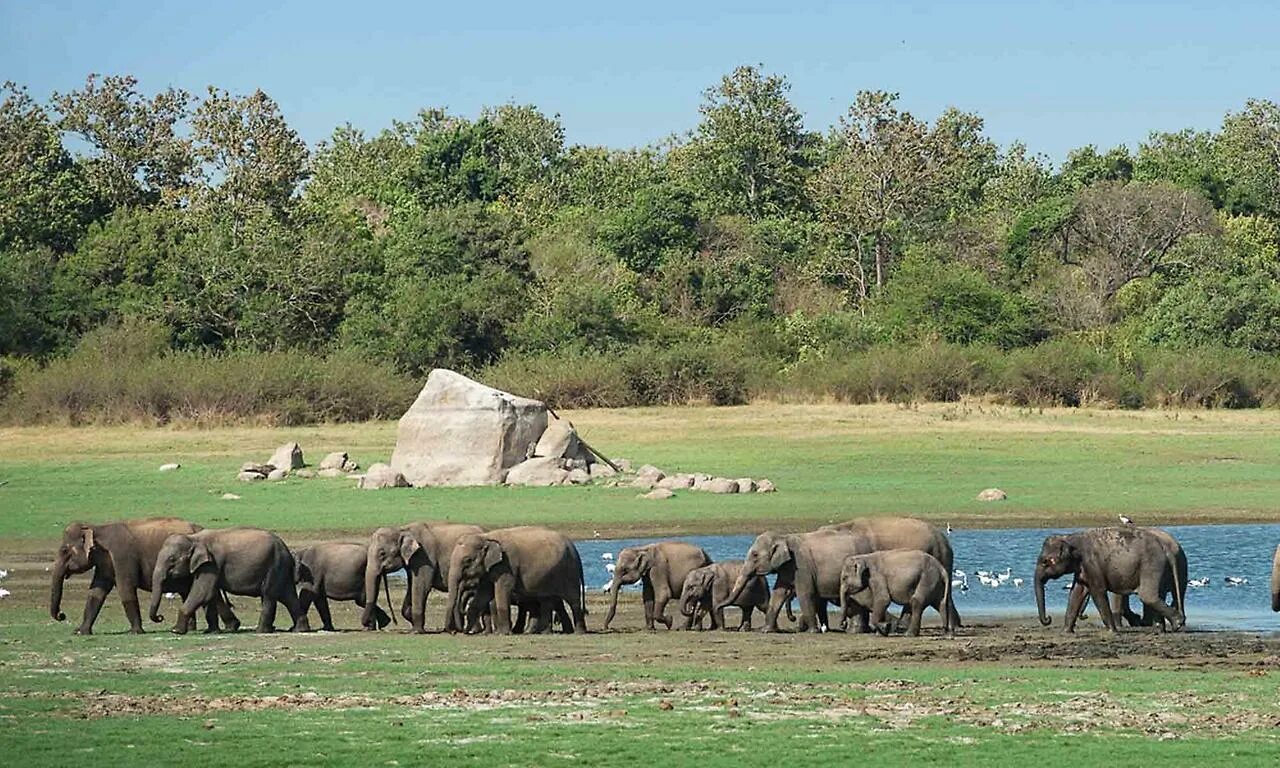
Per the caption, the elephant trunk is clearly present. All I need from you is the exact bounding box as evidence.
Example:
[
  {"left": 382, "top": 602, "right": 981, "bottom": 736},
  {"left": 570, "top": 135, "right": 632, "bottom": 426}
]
[
  {"left": 49, "top": 557, "right": 68, "bottom": 621},
  {"left": 361, "top": 558, "right": 381, "bottom": 628},
  {"left": 1034, "top": 565, "right": 1052, "bottom": 626},
  {"left": 446, "top": 570, "right": 464, "bottom": 633},
  {"left": 149, "top": 580, "right": 165, "bottom": 623},
  {"left": 679, "top": 590, "right": 698, "bottom": 617},
  {"left": 718, "top": 573, "right": 749, "bottom": 611},
  {"left": 603, "top": 579, "right": 621, "bottom": 629}
]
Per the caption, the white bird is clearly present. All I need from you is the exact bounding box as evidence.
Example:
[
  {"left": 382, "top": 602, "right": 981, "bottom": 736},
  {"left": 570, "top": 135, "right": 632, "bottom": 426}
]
[
  {"left": 976, "top": 570, "right": 991, "bottom": 579},
  {"left": 946, "top": 523, "right": 953, "bottom": 534},
  {"left": 1012, "top": 578, "right": 1024, "bottom": 588},
  {"left": 0, "top": 588, "right": 9, "bottom": 598},
  {"left": 1119, "top": 515, "right": 1134, "bottom": 526},
  {"left": 1062, "top": 581, "right": 1075, "bottom": 591},
  {"left": 1188, "top": 577, "right": 1210, "bottom": 588},
  {"left": 164, "top": 592, "right": 179, "bottom": 599},
  {"left": 0, "top": 569, "right": 8, "bottom": 580},
  {"left": 951, "top": 575, "right": 969, "bottom": 592},
  {"left": 604, "top": 563, "right": 616, "bottom": 574},
  {"left": 600, "top": 581, "right": 612, "bottom": 592},
  {"left": 952, "top": 569, "right": 966, "bottom": 578},
  {"left": 978, "top": 574, "right": 999, "bottom": 587},
  {"left": 1224, "top": 576, "right": 1249, "bottom": 586},
  {"left": 601, "top": 553, "right": 614, "bottom": 561}
]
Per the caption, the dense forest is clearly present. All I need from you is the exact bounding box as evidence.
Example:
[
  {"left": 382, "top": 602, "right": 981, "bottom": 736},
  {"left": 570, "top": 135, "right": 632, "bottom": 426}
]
[{"left": 4, "top": 67, "right": 1280, "bottom": 423}]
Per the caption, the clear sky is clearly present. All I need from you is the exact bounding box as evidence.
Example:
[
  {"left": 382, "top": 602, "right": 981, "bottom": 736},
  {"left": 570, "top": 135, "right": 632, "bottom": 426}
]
[{"left": 2, "top": 1, "right": 1277, "bottom": 162}]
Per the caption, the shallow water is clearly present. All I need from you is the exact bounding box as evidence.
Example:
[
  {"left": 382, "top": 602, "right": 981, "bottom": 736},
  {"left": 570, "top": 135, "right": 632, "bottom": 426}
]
[{"left": 577, "top": 524, "right": 1280, "bottom": 632}]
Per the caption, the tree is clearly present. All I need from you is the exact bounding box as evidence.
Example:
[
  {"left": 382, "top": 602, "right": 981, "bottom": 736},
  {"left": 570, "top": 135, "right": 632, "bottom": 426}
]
[
  {"left": 1059, "top": 144, "right": 1133, "bottom": 190},
  {"left": 681, "top": 65, "right": 812, "bottom": 219},
  {"left": 52, "top": 74, "right": 194, "bottom": 207},
  {"left": 1134, "top": 129, "right": 1225, "bottom": 206},
  {"left": 191, "top": 87, "right": 308, "bottom": 217},
  {"left": 0, "top": 82, "right": 101, "bottom": 252},
  {"left": 1065, "top": 181, "right": 1217, "bottom": 307},
  {"left": 1217, "top": 99, "right": 1280, "bottom": 219}
]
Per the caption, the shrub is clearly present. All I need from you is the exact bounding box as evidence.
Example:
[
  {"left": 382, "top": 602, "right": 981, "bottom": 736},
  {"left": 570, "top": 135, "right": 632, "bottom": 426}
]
[
  {"left": 999, "top": 338, "right": 1123, "bottom": 407},
  {"left": 1134, "top": 347, "right": 1280, "bottom": 409}
]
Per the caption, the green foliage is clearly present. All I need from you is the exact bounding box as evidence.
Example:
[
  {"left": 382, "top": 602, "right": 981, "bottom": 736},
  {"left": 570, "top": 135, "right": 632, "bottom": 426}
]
[
  {"left": 1140, "top": 271, "right": 1280, "bottom": 352},
  {"left": 0, "top": 247, "right": 61, "bottom": 356}
]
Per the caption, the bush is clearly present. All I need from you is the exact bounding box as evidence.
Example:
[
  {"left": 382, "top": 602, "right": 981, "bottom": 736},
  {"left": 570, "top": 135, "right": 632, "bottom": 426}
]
[
  {"left": 1134, "top": 347, "right": 1280, "bottom": 408},
  {"left": 776, "top": 342, "right": 999, "bottom": 404},
  {"left": 999, "top": 338, "right": 1123, "bottom": 406}
]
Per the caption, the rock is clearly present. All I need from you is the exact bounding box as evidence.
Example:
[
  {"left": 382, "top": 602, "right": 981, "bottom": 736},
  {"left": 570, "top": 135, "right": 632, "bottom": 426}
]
[
  {"left": 266, "top": 468, "right": 287, "bottom": 481},
  {"left": 237, "top": 471, "right": 266, "bottom": 483},
  {"left": 630, "top": 476, "right": 659, "bottom": 490},
  {"left": 700, "top": 477, "right": 739, "bottom": 494},
  {"left": 268, "top": 442, "right": 304, "bottom": 472},
  {"left": 534, "top": 417, "right": 578, "bottom": 459},
  {"left": 358, "top": 463, "right": 409, "bottom": 490},
  {"left": 977, "top": 488, "right": 1008, "bottom": 501},
  {"left": 735, "top": 478, "right": 757, "bottom": 493},
  {"left": 589, "top": 463, "right": 617, "bottom": 479},
  {"left": 318, "top": 452, "right": 349, "bottom": 471},
  {"left": 241, "top": 462, "right": 273, "bottom": 474},
  {"left": 220, "top": 493, "right": 241, "bottom": 500},
  {"left": 158, "top": 463, "right": 181, "bottom": 472},
  {"left": 615, "top": 458, "right": 634, "bottom": 473},
  {"left": 504, "top": 457, "right": 569, "bottom": 487},
  {"left": 658, "top": 474, "right": 694, "bottom": 490},
  {"left": 640, "top": 488, "right": 675, "bottom": 500},
  {"left": 690, "top": 473, "right": 710, "bottom": 485},
  {"left": 317, "top": 468, "right": 346, "bottom": 479},
  {"left": 390, "top": 369, "right": 547, "bottom": 487},
  {"left": 565, "top": 468, "right": 591, "bottom": 485},
  {"left": 293, "top": 469, "right": 316, "bottom": 479},
  {"left": 341, "top": 460, "right": 359, "bottom": 472},
  {"left": 756, "top": 479, "right": 776, "bottom": 493}
]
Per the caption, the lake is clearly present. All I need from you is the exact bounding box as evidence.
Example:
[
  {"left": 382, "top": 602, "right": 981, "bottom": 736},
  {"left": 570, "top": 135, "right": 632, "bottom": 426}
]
[{"left": 576, "top": 524, "right": 1280, "bottom": 632}]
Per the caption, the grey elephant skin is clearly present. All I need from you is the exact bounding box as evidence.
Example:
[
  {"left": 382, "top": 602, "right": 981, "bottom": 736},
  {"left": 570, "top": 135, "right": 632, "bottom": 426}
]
[
  {"left": 722, "top": 528, "right": 868, "bottom": 632},
  {"left": 1035, "top": 527, "right": 1185, "bottom": 633},
  {"left": 679, "top": 560, "right": 775, "bottom": 631},
  {"left": 150, "top": 527, "right": 309, "bottom": 634},
  {"left": 839, "top": 550, "right": 954, "bottom": 636},
  {"left": 295, "top": 542, "right": 391, "bottom": 631},
  {"left": 51, "top": 517, "right": 237, "bottom": 635},
  {"left": 603, "top": 541, "right": 711, "bottom": 630},
  {"left": 362, "top": 522, "right": 484, "bottom": 633},
  {"left": 446, "top": 526, "right": 587, "bottom": 635},
  {"left": 1272, "top": 543, "right": 1280, "bottom": 613},
  {"left": 1088, "top": 528, "right": 1188, "bottom": 630}
]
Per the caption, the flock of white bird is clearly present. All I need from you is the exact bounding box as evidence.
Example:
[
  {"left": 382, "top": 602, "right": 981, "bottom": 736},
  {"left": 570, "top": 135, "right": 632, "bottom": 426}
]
[
  {"left": 949, "top": 568, "right": 1024, "bottom": 592},
  {"left": 0, "top": 568, "right": 9, "bottom": 599}
]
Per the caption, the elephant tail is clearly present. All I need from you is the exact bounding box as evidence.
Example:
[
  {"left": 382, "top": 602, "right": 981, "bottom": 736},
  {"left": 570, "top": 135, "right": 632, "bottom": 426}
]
[
  {"left": 579, "top": 569, "right": 589, "bottom": 616},
  {"left": 942, "top": 565, "right": 954, "bottom": 634},
  {"left": 1165, "top": 549, "right": 1185, "bottom": 628},
  {"left": 220, "top": 588, "right": 234, "bottom": 610}
]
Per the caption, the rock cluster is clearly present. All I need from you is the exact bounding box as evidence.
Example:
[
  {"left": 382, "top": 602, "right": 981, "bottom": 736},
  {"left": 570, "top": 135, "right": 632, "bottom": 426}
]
[
  {"left": 236, "top": 443, "right": 364, "bottom": 483},
  {"left": 623, "top": 467, "right": 776, "bottom": 498}
]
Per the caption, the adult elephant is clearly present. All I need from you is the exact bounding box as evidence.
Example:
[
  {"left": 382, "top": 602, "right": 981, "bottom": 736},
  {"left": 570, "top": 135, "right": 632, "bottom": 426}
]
[
  {"left": 50, "top": 517, "right": 238, "bottom": 635},
  {"left": 1034, "top": 527, "right": 1184, "bottom": 633},
  {"left": 720, "top": 528, "right": 865, "bottom": 632},
  {"left": 602, "top": 541, "right": 711, "bottom": 630},
  {"left": 295, "top": 542, "right": 391, "bottom": 631},
  {"left": 1272, "top": 543, "right": 1280, "bottom": 613},
  {"left": 446, "top": 526, "right": 587, "bottom": 635},
  {"left": 361, "top": 522, "right": 483, "bottom": 633},
  {"left": 1102, "top": 528, "right": 1188, "bottom": 629},
  {"left": 150, "top": 527, "right": 309, "bottom": 634}
]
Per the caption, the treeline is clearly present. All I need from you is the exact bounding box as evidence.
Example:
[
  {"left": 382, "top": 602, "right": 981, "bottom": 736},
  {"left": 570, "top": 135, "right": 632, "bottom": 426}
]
[{"left": 3, "top": 68, "right": 1280, "bottom": 423}]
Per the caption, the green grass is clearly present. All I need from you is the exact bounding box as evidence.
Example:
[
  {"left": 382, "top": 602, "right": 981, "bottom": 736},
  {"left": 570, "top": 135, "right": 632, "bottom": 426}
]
[{"left": 5, "top": 403, "right": 1280, "bottom": 764}]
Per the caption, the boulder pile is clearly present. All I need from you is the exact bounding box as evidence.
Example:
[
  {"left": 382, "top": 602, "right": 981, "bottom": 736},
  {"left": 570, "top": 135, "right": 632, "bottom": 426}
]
[{"left": 236, "top": 442, "right": 362, "bottom": 482}]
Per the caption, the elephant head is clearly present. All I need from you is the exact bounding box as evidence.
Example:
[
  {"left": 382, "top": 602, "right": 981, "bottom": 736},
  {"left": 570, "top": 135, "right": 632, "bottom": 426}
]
[
  {"left": 362, "top": 527, "right": 421, "bottom": 627},
  {"left": 1034, "top": 535, "right": 1079, "bottom": 626},
  {"left": 679, "top": 567, "right": 715, "bottom": 617},
  {"left": 148, "top": 534, "right": 212, "bottom": 623},
  {"left": 720, "top": 532, "right": 791, "bottom": 609},
  {"left": 446, "top": 535, "right": 505, "bottom": 631},
  {"left": 839, "top": 557, "right": 870, "bottom": 620},
  {"left": 603, "top": 545, "right": 655, "bottom": 629},
  {"left": 50, "top": 522, "right": 98, "bottom": 622}
]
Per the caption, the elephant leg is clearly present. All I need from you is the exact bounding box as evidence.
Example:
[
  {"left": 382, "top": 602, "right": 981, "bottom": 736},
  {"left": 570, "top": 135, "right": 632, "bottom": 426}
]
[
  {"left": 1087, "top": 585, "right": 1119, "bottom": 633},
  {"left": 653, "top": 585, "right": 674, "bottom": 630},
  {"left": 641, "top": 580, "right": 657, "bottom": 630},
  {"left": 281, "top": 586, "right": 309, "bottom": 632},
  {"left": 409, "top": 568, "right": 432, "bottom": 634},
  {"left": 797, "top": 589, "right": 823, "bottom": 633},
  {"left": 314, "top": 594, "right": 335, "bottom": 632},
  {"left": 298, "top": 588, "right": 316, "bottom": 626},
  {"left": 1112, "top": 593, "right": 1143, "bottom": 627},
  {"left": 400, "top": 573, "right": 413, "bottom": 624},
  {"left": 372, "top": 605, "right": 391, "bottom": 629},
  {"left": 530, "top": 603, "right": 553, "bottom": 635},
  {"left": 870, "top": 601, "right": 892, "bottom": 636},
  {"left": 76, "top": 575, "right": 115, "bottom": 635},
  {"left": 1137, "top": 583, "right": 1181, "bottom": 631},
  {"left": 209, "top": 592, "right": 239, "bottom": 632},
  {"left": 117, "top": 580, "right": 144, "bottom": 634},
  {"left": 513, "top": 603, "right": 530, "bottom": 634},
  {"left": 737, "top": 606, "right": 752, "bottom": 632},
  {"left": 1063, "top": 582, "right": 1088, "bottom": 633},
  {"left": 258, "top": 595, "right": 279, "bottom": 633},
  {"left": 491, "top": 585, "right": 514, "bottom": 635},
  {"left": 906, "top": 598, "right": 924, "bottom": 637},
  {"left": 713, "top": 605, "right": 726, "bottom": 631}
]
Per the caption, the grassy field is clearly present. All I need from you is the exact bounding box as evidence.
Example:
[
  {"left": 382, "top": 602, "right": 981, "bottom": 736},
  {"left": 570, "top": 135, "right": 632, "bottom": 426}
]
[{"left": 3, "top": 403, "right": 1280, "bottom": 764}]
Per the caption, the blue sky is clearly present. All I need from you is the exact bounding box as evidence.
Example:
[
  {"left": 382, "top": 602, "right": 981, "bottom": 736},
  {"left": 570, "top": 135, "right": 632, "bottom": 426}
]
[{"left": 2, "top": 1, "right": 1277, "bottom": 162}]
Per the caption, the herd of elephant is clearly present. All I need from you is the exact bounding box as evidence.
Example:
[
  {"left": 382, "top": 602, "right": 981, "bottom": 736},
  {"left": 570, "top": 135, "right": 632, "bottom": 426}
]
[{"left": 49, "top": 515, "right": 1280, "bottom": 637}]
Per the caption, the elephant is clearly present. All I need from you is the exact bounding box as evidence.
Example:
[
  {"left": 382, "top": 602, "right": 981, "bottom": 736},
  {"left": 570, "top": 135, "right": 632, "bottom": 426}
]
[
  {"left": 446, "top": 526, "right": 587, "bottom": 635},
  {"left": 1272, "top": 543, "right": 1280, "bottom": 613},
  {"left": 823, "top": 516, "right": 960, "bottom": 629},
  {"left": 1034, "top": 527, "right": 1185, "bottom": 634},
  {"left": 720, "top": 528, "right": 867, "bottom": 632},
  {"left": 150, "top": 527, "right": 309, "bottom": 634},
  {"left": 602, "top": 541, "right": 711, "bottom": 630},
  {"left": 460, "top": 584, "right": 572, "bottom": 634},
  {"left": 51, "top": 517, "right": 238, "bottom": 635},
  {"left": 294, "top": 542, "right": 391, "bottom": 631},
  {"left": 678, "top": 560, "right": 776, "bottom": 631},
  {"left": 1090, "top": 528, "right": 1188, "bottom": 630},
  {"left": 361, "top": 522, "right": 483, "bottom": 633},
  {"left": 838, "top": 550, "right": 954, "bottom": 637}
]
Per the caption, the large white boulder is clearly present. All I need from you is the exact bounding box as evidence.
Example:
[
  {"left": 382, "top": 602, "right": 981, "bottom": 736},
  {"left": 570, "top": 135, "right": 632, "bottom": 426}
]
[
  {"left": 504, "top": 457, "right": 569, "bottom": 487},
  {"left": 359, "top": 463, "right": 409, "bottom": 490},
  {"left": 390, "top": 369, "right": 548, "bottom": 487},
  {"left": 268, "top": 442, "right": 304, "bottom": 472}
]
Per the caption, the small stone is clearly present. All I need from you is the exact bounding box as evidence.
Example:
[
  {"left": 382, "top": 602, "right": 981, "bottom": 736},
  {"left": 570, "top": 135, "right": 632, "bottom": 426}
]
[
  {"left": 640, "top": 488, "right": 675, "bottom": 500},
  {"left": 977, "top": 488, "right": 1008, "bottom": 502},
  {"left": 317, "top": 468, "right": 346, "bottom": 479},
  {"left": 241, "top": 462, "right": 273, "bottom": 474},
  {"left": 589, "top": 463, "right": 617, "bottom": 479},
  {"left": 203, "top": 719, "right": 216, "bottom": 730},
  {"left": 636, "top": 464, "right": 665, "bottom": 481},
  {"left": 657, "top": 700, "right": 674, "bottom": 711},
  {"left": 220, "top": 493, "right": 241, "bottom": 500},
  {"left": 318, "top": 452, "right": 349, "bottom": 471},
  {"left": 158, "top": 463, "right": 181, "bottom": 472},
  {"left": 237, "top": 471, "right": 266, "bottom": 483},
  {"left": 630, "top": 477, "right": 658, "bottom": 490},
  {"left": 734, "top": 478, "right": 757, "bottom": 493},
  {"left": 565, "top": 468, "right": 591, "bottom": 485},
  {"left": 756, "top": 479, "right": 776, "bottom": 493},
  {"left": 359, "top": 463, "right": 409, "bottom": 490},
  {"left": 341, "top": 460, "right": 359, "bottom": 472},
  {"left": 615, "top": 458, "right": 633, "bottom": 473},
  {"left": 698, "top": 477, "right": 738, "bottom": 494},
  {"left": 293, "top": 469, "right": 316, "bottom": 479},
  {"left": 658, "top": 474, "right": 694, "bottom": 490},
  {"left": 266, "top": 468, "right": 287, "bottom": 481}
]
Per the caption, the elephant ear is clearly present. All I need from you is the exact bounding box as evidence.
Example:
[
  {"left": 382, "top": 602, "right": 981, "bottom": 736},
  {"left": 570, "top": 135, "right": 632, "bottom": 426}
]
[
  {"left": 633, "top": 546, "right": 652, "bottom": 574},
  {"left": 82, "top": 527, "right": 95, "bottom": 553},
  {"left": 190, "top": 542, "right": 214, "bottom": 572},
  {"left": 399, "top": 533, "right": 422, "bottom": 564},
  {"left": 857, "top": 562, "right": 871, "bottom": 588},
  {"left": 767, "top": 539, "right": 791, "bottom": 570},
  {"left": 482, "top": 540, "right": 504, "bottom": 572}
]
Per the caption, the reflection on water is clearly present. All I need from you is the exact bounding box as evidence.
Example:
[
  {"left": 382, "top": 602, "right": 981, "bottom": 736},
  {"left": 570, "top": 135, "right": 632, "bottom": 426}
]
[{"left": 576, "top": 524, "right": 1280, "bottom": 632}]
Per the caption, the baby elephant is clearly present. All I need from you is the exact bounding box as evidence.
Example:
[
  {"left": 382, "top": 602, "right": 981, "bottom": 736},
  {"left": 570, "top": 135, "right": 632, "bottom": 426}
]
[
  {"left": 839, "top": 550, "right": 954, "bottom": 637},
  {"left": 295, "top": 542, "right": 392, "bottom": 631},
  {"left": 679, "top": 561, "right": 772, "bottom": 631}
]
